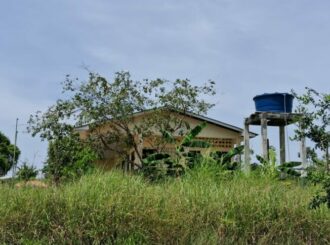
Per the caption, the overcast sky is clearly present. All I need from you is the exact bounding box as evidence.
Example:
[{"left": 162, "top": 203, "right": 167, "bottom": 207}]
[{"left": 0, "top": 0, "right": 329, "bottom": 171}]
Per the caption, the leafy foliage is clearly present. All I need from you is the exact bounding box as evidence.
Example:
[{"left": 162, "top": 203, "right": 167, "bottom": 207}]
[
  {"left": 141, "top": 122, "right": 210, "bottom": 180},
  {"left": 211, "top": 145, "right": 244, "bottom": 171},
  {"left": 309, "top": 176, "right": 330, "bottom": 209},
  {"left": 292, "top": 88, "right": 330, "bottom": 172},
  {"left": 254, "top": 148, "right": 301, "bottom": 179},
  {"left": 141, "top": 122, "right": 245, "bottom": 181},
  {"left": 16, "top": 162, "right": 38, "bottom": 181},
  {"left": 277, "top": 162, "right": 301, "bottom": 177},
  {"left": 44, "top": 134, "right": 97, "bottom": 184},
  {"left": 177, "top": 122, "right": 207, "bottom": 151},
  {"left": 306, "top": 166, "right": 328, "bottom": 185},
  {"left": 141, "top": 153, "right": 180, "bottom": 181},
  {"left": 0, "top": 131, "right": 20, "bottom": 176},
  {"left": 254, "top": 147, "right": 278, "bottom": 177}
]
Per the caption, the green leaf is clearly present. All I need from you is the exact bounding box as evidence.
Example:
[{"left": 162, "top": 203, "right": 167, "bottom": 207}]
[
  {"left": 282, "top": 168, "right": 301, "bottom": 177},
  {"left": 180, "top": 122, "right": 207, "bottom": 147},
  {"left": 256, "top": 155, "right": 267, "bottom": 165},
  {"left": 161, "top": 130, "right": 175, "bottom": 143},
  {"left": 143, "top": 153, "right": 170, "bottom": 164},
  {"left": 280, "top": 161, "right": 302, "bottom": 168},
  {"left": 221, "top": 145, "right": 244, "bottom": 164}
]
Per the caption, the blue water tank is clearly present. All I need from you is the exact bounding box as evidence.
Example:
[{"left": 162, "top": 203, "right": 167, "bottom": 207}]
[{"left": 253, "top": 93, "right": 294, "bottom": 113}]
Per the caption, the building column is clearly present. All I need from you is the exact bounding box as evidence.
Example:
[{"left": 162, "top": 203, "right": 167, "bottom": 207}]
[
  {"left": 261, "top": 115, "right": 268, "bottom": 162},
  {"left": 243, "top": 120, "right": 250, "bottom": 173},
  {"left": 279, "top": 125, "right": 286, "bottom": 164},
  {"left": 134, "top": 134, "right": 144, "bottom": 169},
  {"left": 236, "top": 138, "right": 242, "bottom": 164}
]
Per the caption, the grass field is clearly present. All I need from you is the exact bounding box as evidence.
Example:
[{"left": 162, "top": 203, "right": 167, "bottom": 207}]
[{"left": 0, "top": 164, "right": 329, "bottom": 244}]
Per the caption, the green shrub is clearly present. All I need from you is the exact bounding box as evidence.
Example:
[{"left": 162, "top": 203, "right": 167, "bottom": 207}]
[
  {"left": 0, "top": 131, "right": 20, "bottom": 176},
  {"left": 44, "top": 134, "right": 97, "bottom": 184},
  {"left": 307, "top": 165, "right": 328, "bottom": 184},
  {"left": 309, "top": 175, "right": 330, "bottom": 209}
]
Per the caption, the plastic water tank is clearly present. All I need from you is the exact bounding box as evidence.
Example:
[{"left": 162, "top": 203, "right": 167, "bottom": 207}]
[{"left": 253, "top": 93, "right": 294, "bottom": 113}]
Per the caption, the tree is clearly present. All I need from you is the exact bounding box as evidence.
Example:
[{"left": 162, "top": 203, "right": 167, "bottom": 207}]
[
  {"left": 28, "top": 71, "right": 216, "bottom": 170},
  {"left": 0, "top": 131, "right": 20, "bottom": 176},
  {"left": 292, "top": 88, "right": 330, "bottom": 172},
  {"left": 16, "top": 161, "right": 38, "bottom": 181}
]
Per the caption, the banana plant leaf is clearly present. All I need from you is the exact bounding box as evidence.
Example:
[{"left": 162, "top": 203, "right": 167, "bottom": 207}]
[
  {"left": 180, "top": 122, "right": 207, "bottom": 147},
  {"left": 161, "top": 130, "right": 175, "bottom": 144},
  {"left": 279, "top": 161, "right": 302, "bottom": 169},
  {"left": 221, "top": 145, "right": 244, "bottom": 164},
  {"left": 143, "top": 153, "right": 170, "bottom": 164},
  {"left": 281, "top": 168, "right": 301, "bottom": 177},
  {"left": 256, "top": 155, "right": 267, "bottom": 165}
]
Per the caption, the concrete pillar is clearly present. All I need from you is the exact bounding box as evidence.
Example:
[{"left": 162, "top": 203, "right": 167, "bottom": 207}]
[
  {"left": 243, "top": 121, "right": 250, "bottom": 173},
  {"left": 261, "top": 115, "right": 268, "bottom": 162},
  {"left": 279, "top": 126, "right": 286, "bottom": 164}
]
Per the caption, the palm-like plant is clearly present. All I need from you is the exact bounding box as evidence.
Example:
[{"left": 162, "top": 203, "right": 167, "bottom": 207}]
[
  {"left": 254, "top": 151, "right": 301, "bottom": 178},
  {"left": 16, "top": 162, "right": 38, "bottom": 181}
]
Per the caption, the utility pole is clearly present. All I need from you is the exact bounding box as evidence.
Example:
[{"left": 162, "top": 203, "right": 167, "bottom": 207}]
[{"left": 12, "top": 118, "right": 18, "bottom": 178}]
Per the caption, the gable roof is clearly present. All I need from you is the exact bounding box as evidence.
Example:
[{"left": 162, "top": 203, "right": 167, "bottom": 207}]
[
  {"left": 138, "top": 109, "right": 257, "bottom": 138},
  {"left": 75, "top": 108, "right": 257, "bottom": 138}
]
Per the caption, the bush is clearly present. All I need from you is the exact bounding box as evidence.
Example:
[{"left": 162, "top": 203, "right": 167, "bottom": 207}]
[
  {"left": 44, "top": 134, "right": 97, "bottom": 184},
  {"left": 306, "top": 164, "right": 328, "bottom": 185},
  {"left": 0, "top": 131, "right": 20, "bottom": 176},
  {"left": 309, "top": 175, "right": 330, "bottom": 209}
]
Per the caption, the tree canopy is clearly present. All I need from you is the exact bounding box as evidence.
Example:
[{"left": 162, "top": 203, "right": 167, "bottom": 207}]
[
  {"left": 0, "top": 131, "right": 20, "bottom": 176},
  {"left": 28, "top": 71, "right": 216, "bottom": 170},
  {"left": 292, "top": 87, "right": 330, "bottom": 172}
]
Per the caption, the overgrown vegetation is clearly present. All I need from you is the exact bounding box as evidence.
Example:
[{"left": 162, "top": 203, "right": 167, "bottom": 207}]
[{"left": 0, "top": 166, "right": 329, "bottom": 244}]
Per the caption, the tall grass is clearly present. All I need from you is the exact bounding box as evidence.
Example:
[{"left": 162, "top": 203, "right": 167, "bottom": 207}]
[{"left": 0, "top": 165, "right": 329, "bottom": 244}]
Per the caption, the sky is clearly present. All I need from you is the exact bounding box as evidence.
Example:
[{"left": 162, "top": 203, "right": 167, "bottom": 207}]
[{"left": 0, "top": 0, "right": 329, "bottom": 172}]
